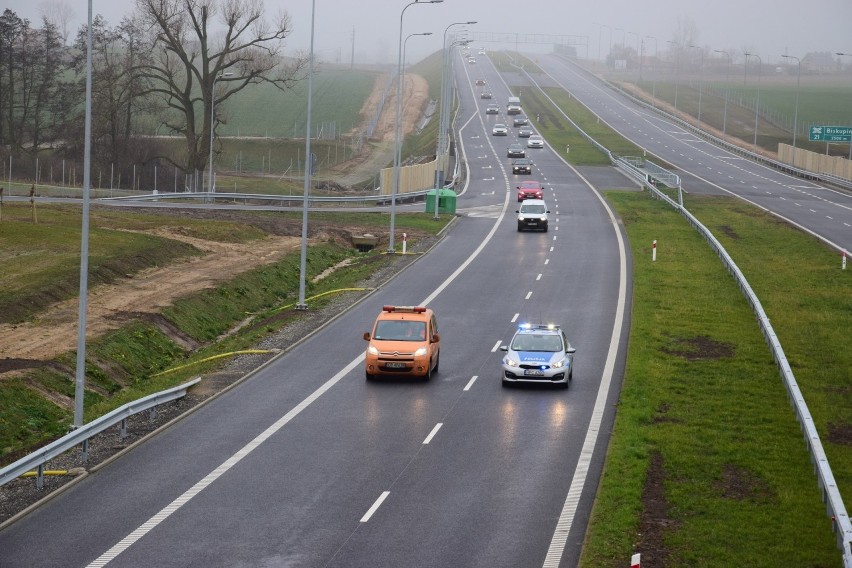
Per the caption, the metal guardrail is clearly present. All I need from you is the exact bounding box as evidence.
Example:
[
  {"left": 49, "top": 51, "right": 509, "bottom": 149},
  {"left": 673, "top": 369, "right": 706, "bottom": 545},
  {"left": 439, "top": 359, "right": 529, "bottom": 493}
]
[
  {"left": 0, "top": 378, "right": 200, "bottom": 489},
  {"left": 100, "top": 190, "right": 435, "bottom": 206},
  {"left": 617, "top": 158, "right": 852, "bottom": 566},
  {"left": 515, "top": 55, "right": 851, "bottom": 564},
  {"left": 560, "top": 56, "right": 852, "bottom": 193}
]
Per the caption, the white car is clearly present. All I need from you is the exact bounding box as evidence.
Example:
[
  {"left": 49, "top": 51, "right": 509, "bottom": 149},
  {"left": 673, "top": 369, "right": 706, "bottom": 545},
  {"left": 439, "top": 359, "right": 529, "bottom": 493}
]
[
  {"left": 527, "top": 135, "right": 544, "bottom": 148},
  {"left": 492, "top": 123, "right": 508, "bottom": 136}
]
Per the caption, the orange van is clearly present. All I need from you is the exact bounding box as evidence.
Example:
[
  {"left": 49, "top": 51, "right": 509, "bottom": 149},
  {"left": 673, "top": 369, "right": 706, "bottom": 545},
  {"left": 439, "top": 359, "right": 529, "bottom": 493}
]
[{"left": 363, "top": 305, "right": 440, "bottom": 380}]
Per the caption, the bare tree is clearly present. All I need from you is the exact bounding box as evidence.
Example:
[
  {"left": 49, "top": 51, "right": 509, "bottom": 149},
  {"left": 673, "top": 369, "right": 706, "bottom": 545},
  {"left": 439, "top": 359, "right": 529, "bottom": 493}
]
[
  {"left": 0, "top": 9, "right": 29, "bottom": 152},
  {"left": 39, "top": 0, "right": 76, "bottom": 46},
  {"left": 135, "top": 0, "right": 306, "bottom": 175}
]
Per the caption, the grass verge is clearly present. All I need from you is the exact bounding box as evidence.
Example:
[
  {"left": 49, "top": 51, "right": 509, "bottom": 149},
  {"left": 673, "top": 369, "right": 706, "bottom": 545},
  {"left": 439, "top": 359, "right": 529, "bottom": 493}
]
[{"left": 579, "top": 191, "right": 844, "bottom": 567}]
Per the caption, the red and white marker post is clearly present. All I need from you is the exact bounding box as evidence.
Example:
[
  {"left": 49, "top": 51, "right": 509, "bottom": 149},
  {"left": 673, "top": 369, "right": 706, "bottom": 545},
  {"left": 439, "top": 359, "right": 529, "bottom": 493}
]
[
  {"left": 652, "top": 240, "right": 657, "bottom": 262},
  {"left": 631, "top": 552, "right": 641, "bottom": 568}
]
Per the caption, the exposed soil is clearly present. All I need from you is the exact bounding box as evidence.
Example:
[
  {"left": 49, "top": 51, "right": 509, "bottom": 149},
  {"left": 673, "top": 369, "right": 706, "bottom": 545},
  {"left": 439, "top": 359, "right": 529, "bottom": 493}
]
[
  {"left": 713, "top": 463, "right": 776, "bottom": 504},
  {"left": 635, "top": 450, "right": 672, "bottom": 567},
  {"left": 717, "top": 224, "right": 741, "bottom": 240},
  {"left": 660, "top": 335, "right": 735, "bottom": 361},
  {"left": 828, "top": 422, "right": 852, "bottom": 446}
]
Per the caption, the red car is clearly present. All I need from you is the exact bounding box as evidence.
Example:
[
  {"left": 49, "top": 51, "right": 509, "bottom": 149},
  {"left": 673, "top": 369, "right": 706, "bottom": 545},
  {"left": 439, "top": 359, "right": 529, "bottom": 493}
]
[{"left": 517, "top": 180, "right": 544, "bottom": 201}]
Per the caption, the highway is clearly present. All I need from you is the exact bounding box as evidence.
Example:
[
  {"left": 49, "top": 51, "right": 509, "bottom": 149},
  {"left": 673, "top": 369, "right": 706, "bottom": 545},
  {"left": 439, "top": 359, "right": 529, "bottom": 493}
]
[
  {"left": 0, "top": 52, "right": 631, "bottom": 567},
  {"left": 529, "top": 54, "right": 852, "bottom": 254}
]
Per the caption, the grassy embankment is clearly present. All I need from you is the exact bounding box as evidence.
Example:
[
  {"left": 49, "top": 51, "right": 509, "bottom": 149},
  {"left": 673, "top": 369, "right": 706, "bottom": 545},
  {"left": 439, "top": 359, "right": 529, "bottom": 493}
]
[
  {"left": 0, "top": 203, "right": 448, "bottom": 460},
  {"left": 504, "top": 60, "right": 850, "bottom": 563}
]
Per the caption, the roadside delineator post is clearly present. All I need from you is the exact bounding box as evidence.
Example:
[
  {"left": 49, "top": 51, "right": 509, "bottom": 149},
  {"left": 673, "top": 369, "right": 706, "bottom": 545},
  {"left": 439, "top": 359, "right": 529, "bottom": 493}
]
[
  {"left": 843, "top": 249, "right": 847, "bottom": 270},
  {"left": 631, "top": 553, "right": 641, "bottom": 568},
  {"left": 402, "top": 232, "right": 407, "bottom": 255},
  {"left": 652, "top": 240, "right": 657, "bottom": 262}
]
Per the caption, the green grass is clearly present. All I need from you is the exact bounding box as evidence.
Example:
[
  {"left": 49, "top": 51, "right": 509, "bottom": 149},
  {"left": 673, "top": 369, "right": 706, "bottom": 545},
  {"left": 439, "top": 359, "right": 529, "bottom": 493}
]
[
  {"left": 579, "top": 192, "right": 844, "bottom": 567},
  {"left": 0, "top": 207, "right": 450, "bottom": 461}
]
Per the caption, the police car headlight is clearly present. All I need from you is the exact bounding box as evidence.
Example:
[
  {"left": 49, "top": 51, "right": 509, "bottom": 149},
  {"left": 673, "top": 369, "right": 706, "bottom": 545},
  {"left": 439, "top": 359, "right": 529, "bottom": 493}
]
[
  {"left": 414, "top": 346, "right": 428, "bottom": 357},
  {"left": 504, "top": 356, "right": 519, "bottom": 367},
  {"left": 368, "top": 346, "right": 379, "bottom": 355},
  {"left": 552, "top": 358, "right": 567, "bottom": 368}
]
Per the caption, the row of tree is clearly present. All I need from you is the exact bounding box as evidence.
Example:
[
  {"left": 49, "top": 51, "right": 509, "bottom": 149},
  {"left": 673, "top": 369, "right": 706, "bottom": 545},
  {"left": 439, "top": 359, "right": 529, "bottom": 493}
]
[{"left": 0, "top": 0, "right": 306, "bottom": 190}]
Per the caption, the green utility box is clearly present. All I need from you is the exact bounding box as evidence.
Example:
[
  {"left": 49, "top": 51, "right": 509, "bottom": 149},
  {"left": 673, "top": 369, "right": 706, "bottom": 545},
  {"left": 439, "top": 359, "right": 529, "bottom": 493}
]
[{"left": 425, "top": 189, "right": 457, "bottom": 214}]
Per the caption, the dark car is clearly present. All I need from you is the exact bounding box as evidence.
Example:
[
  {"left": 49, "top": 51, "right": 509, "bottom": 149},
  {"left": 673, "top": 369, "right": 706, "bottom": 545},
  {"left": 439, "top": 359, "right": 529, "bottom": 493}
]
[
  {"left": 518, "top": 127, "right": 533, "bottom": 138},
  {"left": 507, "top": 143, "right": 525, "bottom": 158},
  {"left": 480, "top": 91, "right": 493, "bottom": 99},
  {"left": 513, "top": 116, "right": 529, "bottom": 127},
  {"left": 512, "top": 158, "right": 533, "bottom": 174},
  {"left": 475, "top": 78, "right": 486, "bottom": 86}
]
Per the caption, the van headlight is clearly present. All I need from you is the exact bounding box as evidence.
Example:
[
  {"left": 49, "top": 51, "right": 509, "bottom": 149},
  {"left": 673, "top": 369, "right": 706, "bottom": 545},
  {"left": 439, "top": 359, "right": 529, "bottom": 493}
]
[
  {"left": 368, "top": 346, "right": 379, "bottom": 355},
  {"left": 414, "top": 346, "right": 428, "bottom": 357}
]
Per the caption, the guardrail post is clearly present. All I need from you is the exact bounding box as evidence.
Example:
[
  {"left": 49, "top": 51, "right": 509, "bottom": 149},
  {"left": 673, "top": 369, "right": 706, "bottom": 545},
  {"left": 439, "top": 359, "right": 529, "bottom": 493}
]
[
  {"left": 149, "top": 406, "right": 158, "bottom": 422},
  {"left": 37, "top": 464, "right": 44, "bottom": 490},
  {"left": 81, "top": 438, "right": 89, "bottom": 463},
  {"left": 120, "top": 417, "right": 128, "bottom": 439}
]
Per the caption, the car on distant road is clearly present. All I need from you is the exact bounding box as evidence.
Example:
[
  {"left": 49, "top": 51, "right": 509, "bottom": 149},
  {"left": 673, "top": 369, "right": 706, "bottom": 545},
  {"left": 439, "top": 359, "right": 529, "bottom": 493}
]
[
  {"left": 468, "top": 57, "right": 476, "bottom": 64},
  {"left": 507, "top": 143, "right": 525, "bottom": 158},
  {"left": 480, "top": 91, "right": 493, "bottom": 99},
  {"left": 518, "top": 127, "right": 533, "bottom": 138},
  {"left": 513, "top": 116, "right": 529, "bottom": 127},
  {"left": 527, "top": 135, "right": 544, "bottom": 148},
  {"left": 475, "top": 78, "right": 486, "bottom": 86},
  {"left": 492, "top": 123, "right": 508, "bottom": 135},
  {"left": 500, "top": 323, "right": 575, "bottom": 387},
  {"left": 511, "top": 158, "right": 533, "bottom": 175},
  {"left": 515, "top": 198, "right": 549, "bottom": 232},
  {"left": 516, "top": 180, "right": 544, "bottom": 200},
  {"left": 485, "top": 104, "right": 500, "bottom": 114}
]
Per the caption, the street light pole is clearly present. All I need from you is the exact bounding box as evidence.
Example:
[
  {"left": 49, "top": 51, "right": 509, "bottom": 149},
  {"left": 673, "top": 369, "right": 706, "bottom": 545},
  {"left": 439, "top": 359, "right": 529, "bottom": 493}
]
[
  {"left": 645, "top": 36, "right": 658, "bottom": 102},
  {"left": 208, "top": 71, "right": 233, "bottom": 194},
  {"left": 781, "top": 54, "right": 801, "bottom": 151},
  {"left": 744, "top": 52, "right": 762, "bottom": 151},
  {"left": 592, "top": 22, "right": 603, "bottom": 62},
  {"left": 435, "top": 37, "right": 471, "bottom": 220},
  {"left": 435, "top": 21, "right": 475, "bottom": 216},
  {"left": 689, "top": 44, "right": 704, "bottom": 126},
  {"left": 74, "top": 0, "right": 94, "bottom": 428},
  {"left": 714, "top": 50, "right": 731, "bottom": 135},
  {"left": 390, "top": 0, "right": 443, "bottom": 253},
  {"left": 667, "top": 40, "right": 682, "bottom": 110},
  {"left": 296, "top": 0, "right": 316, "bottom": 310},
  {"left": 837, "top": 52, "right": 852, "bottom": 159}
]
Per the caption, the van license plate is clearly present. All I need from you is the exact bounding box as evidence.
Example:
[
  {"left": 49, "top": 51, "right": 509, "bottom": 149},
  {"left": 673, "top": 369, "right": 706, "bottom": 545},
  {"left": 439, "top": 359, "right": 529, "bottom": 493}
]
[{"left": 385, "top": 362, "right": 406, "bottom": 369}]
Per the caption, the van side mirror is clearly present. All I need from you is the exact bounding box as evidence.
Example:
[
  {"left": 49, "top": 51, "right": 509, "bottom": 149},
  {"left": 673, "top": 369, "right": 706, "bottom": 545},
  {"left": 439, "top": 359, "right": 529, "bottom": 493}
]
[
  {"left": 431, "top": 333, "right": 440, "bottom": 343},
  {"left": 363, "top": 332, "right": 371, "bottom": 341}
]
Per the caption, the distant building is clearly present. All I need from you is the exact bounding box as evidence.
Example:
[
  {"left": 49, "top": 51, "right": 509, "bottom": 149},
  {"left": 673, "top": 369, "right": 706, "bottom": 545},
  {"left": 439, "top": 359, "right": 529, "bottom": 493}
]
[{"left": 802, "top": 52, "right": 836, "bottom": 73}]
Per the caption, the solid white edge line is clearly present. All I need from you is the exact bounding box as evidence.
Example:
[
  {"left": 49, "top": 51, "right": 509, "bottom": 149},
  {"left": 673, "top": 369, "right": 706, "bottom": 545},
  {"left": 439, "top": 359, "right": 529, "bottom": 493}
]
[
  {"left": 491, "top": 340, "right": 503, "bottom": 352},
  {"left": 360, "top": 491, "right": 390, "bottom": 523},
  {"left": 423, "top": 423, "right": 443, "bottom": 445},
  {"left": 87, "top": 355, "right": 365, "bottom": 567},
  {"left": 463, "top": 376, "right": 478, "bottom": 391}
]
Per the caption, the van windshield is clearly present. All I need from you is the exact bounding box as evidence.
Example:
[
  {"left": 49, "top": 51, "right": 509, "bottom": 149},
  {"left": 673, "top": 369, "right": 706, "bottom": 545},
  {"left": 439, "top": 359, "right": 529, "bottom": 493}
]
[{"left": 374, "top": 320, "right": 426, "bottom": 341}]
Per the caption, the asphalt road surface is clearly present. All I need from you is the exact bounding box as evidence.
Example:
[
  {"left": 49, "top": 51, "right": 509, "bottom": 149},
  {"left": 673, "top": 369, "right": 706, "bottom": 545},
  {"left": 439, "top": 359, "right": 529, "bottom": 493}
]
[{"left": 0, "top": 52, "right": 631, "bottom": 568}]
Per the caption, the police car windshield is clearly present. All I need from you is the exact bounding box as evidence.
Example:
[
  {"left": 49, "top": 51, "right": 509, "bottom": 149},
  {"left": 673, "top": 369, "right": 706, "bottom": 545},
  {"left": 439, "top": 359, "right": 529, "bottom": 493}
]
[
  {"left": 512, "top": 334, "right": 562, "bottom": 352},
  {"left": 374, "top": 320, "right": 426, "bottom": 341}
]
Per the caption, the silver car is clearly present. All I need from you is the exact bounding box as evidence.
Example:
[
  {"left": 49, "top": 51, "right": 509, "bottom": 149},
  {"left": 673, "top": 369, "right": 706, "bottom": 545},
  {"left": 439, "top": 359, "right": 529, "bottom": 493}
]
[
  {"left": 527, "top": 135, "right": 544, "bottom": 148},
  {"left": 500, "top": 324, "right": 575, "bottom": 387}
]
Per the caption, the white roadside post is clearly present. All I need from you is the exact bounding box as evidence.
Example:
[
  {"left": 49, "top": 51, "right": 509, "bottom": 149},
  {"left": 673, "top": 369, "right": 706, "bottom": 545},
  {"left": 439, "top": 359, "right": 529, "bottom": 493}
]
[
  {"left": 402, "top": 233, "right": 407, "bottom": 254},
  {"left": 652, "top": 240, "right": 657, "bottom": 262},
  {"left": 843, "top": 250, "right": 847, "bottom": 270}
]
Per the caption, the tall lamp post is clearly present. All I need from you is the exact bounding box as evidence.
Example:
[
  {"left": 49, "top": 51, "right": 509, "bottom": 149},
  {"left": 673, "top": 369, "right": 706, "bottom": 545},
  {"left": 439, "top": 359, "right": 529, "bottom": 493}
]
[
  {"left": 435, "top": 20, "right": 476, "bottom": 214},
  {"left": 592, "top": 22, "right": 603, "bottom": 61},
  {"left": 781, "top": 54, "right": 801, "bottom": 151},
  {"left": 208, "top": 71, "right": 233, "bottom": 194},
  {"left": 714, "top": 50, "right": 731, "bottom": 135},
  {"left": 395, "top": 30, "right": 432, "bottom": 208},
  {"left": 689, "top": 44, "right": 704, "bottom": 126},
  {"left": 296, "top": 0, "right": 316, "bottom": 310},
  {"left": 74, "top": 0, "right": 94, "bottom": 428},
  {"left": 645, "top": 36, "right": 658, "bottom": 102},
  {"left": 837, "top": 52, "right": 852, "bottom": 159},
  {"left": 744, "top": 52, "right": 762, "bottom": 151},
  {"left": 667, "top": 40, "right": 682, "bottom": 110},
  {"left": 435, "top": 37, "right": 471, "bottom": 220},
  {"left": 389, "top": 0, "right": 443, "bottom": 253}
]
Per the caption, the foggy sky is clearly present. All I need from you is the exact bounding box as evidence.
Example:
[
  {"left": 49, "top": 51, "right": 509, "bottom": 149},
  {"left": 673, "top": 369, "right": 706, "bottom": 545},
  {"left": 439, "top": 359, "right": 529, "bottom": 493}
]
[{"left": 7, "top": 0, "right": 852, "bottom": 66}]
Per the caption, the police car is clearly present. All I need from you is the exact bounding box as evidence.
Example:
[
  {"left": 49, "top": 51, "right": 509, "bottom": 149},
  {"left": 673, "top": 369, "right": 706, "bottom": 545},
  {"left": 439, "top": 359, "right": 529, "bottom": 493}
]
[{"left": 500, "top": 323, "right": 575, "bottom": 387}]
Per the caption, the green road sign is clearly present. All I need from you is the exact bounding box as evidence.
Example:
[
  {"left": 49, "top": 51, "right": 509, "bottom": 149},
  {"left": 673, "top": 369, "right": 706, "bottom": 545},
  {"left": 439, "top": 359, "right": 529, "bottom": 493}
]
[{"left": 809, "top": 125, "right": 852, "bottom": 142}]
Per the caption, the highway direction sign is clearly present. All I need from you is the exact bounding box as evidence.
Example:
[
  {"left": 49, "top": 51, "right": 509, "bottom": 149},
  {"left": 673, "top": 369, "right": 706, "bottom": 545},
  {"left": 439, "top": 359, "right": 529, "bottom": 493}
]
[{"left": 809, "top": 125, "right": 852, "bottom": 142}]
